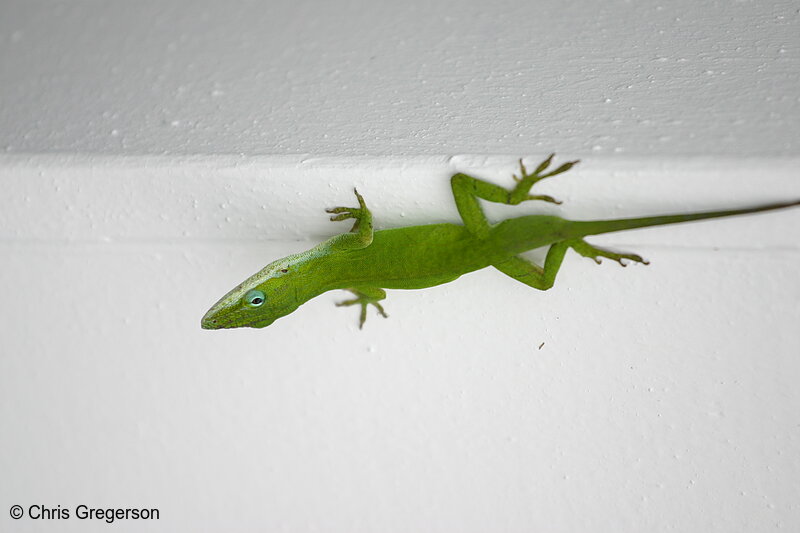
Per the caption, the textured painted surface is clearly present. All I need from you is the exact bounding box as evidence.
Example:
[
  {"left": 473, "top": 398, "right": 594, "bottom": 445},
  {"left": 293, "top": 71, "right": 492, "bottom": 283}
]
[
  {"left": 1, "top": 243, "right": 799, "bottom": 531},
  {"left": 1, "top": 156, "right": 799, "bottom": 531},
  {"left": 1, "top": 0, "right": 800, "bottom": 531},
  {"left": 1, "top": 0, "right": 799, "bottom": 156},
  {"left": 1, "top": 154, "right": 798, "bottom": 243}
]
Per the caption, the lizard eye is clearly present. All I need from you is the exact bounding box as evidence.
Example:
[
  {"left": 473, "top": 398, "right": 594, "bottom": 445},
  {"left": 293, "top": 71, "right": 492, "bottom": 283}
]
[{"left": 244, "top": 289, "right": 266, "bottom": 308}]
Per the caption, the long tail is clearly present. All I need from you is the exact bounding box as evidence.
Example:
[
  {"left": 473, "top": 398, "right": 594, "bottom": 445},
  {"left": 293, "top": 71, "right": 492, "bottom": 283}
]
[{"left": 567, "top": 200, "right": 800, "bottom": 238}]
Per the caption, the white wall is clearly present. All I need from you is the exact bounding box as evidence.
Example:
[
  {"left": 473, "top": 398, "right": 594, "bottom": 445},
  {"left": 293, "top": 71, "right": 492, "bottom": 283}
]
[{"left": 1, "top": 1, "right": 799, "bottom": 532}]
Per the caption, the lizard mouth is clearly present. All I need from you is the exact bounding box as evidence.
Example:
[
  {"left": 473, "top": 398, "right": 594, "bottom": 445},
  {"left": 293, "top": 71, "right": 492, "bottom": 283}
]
[
  {"left": 201, "top": 308, "right": 276, "bottom": 329},
  {"left": 201, "top": 309, "right": 223, "bottom": 329},
  {"left": 201, "top": 299, "right": 233, "bottom": 329}
]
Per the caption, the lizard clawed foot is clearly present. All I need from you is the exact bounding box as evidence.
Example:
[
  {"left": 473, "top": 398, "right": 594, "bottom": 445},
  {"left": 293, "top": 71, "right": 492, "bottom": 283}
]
[
  {"left": 508, "top": 153, "right": 579, "bottom": 205},
  {"left": 569, "top": 239, "right": 650, "bottom": 267},
  {"left": 336, "top": 288, "right": 388, "bottom": 329},
  {"left": 526, "top": 194, "right": 562, "bottom": 205},
  {"left": 326, "top": 188, "right": 368, "bottom": 232}
]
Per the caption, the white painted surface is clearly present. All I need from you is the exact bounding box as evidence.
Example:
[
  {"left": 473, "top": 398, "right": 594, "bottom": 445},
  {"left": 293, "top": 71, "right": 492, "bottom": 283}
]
[
  {"left": 1, "top": 0, "right": 798, "bottom": 156},
  {"left": 1, "top": 155, "right": 799, "bottom": 532},
  {"left": 1, "top": 0, "right": 800, "bottom": 532}
]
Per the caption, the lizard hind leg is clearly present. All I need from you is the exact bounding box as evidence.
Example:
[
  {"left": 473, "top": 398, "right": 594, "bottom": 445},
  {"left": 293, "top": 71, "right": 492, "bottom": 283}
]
[
  {"left": 450, "top": 153, "right": 579, "bottom": 239},
  {"left": 336, "top": 288, "right": 388, "bottom": 329},
  {"left": 493, "top": 242, "right": 571, "bottom": 290},
  {"left": 568, "top": 239, "right": 650, "bottom": 266},
  {"left": 493, "top": 238, "right": 648, "bottom": 291}
]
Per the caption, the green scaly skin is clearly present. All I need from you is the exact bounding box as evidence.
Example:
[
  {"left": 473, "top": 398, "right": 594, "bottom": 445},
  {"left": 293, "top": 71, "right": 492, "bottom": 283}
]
[{"left": 202, "top": 155, "right": 800, "bottom": 330}]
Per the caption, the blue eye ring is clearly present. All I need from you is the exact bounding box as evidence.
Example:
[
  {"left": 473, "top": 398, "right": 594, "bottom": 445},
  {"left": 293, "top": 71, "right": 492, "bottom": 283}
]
[{"left": 244, "top": 289, "right": 266, "bottom": 308}]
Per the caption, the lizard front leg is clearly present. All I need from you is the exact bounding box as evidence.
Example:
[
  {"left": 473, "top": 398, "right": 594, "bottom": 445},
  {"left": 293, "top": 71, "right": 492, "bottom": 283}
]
[
  {"left": 336, "top": 288, "right": 388, "bottom": 329},
  {"left": 324, "top": 190, "right": 389, "bottom": 327},
  {"left": 324, "top": 188, "right": 374, "bottom": 252}
]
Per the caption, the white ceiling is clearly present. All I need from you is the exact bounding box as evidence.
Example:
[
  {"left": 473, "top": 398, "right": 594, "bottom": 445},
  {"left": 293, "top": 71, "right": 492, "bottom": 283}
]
[{"left": 1, "top": 0, "right": 798, "bottom": 157}]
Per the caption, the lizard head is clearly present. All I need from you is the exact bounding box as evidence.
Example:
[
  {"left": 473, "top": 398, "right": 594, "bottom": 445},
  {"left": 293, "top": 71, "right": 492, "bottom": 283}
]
[{"left": 201, "top": 259, "right": 302, "bottom": 329}]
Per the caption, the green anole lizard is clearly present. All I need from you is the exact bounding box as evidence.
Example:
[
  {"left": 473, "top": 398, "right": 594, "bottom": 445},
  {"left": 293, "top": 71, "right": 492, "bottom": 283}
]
[{"left": 202, "top": 155, "right": 799, "bottom": 330}]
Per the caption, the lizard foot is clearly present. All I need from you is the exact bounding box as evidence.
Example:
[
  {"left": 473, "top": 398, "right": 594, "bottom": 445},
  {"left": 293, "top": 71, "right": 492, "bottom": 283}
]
[
  {"left": 326, "top": 188, "right": 368, "bottom": 232},
  {"left": 508, "top": 153, "right": 579, "bottom": 205},
  {"left": 569, "top": 239, "right": 650, "bottom": 267},
  {"left": 336, "top": 288, "right": 388, "bottom": 329}
]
